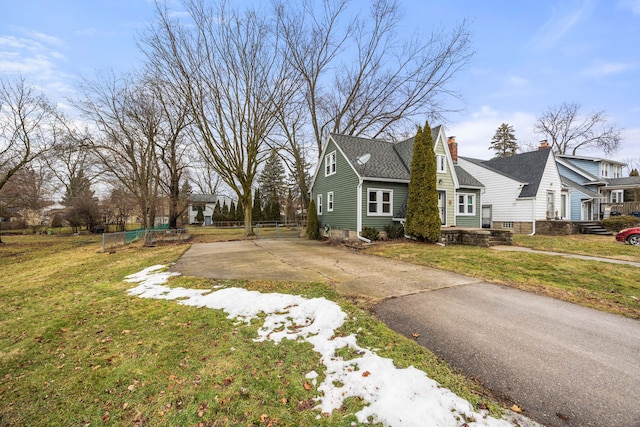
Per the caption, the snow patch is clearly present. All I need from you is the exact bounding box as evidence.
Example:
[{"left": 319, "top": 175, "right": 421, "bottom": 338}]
[{"left": 125, "top": 265, "right": 527, "bottom": 427}]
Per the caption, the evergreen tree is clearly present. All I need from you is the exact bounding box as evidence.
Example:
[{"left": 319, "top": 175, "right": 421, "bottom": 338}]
[
  {"left": 252, "top": 188, "right": 263, "bottom": 222},
  {"left": 490, "top": 123, "right": 518, "bottom": 158},
  {"left": 213, "top": 200, "right": 222, "bottom": 222},
  {"left": 405, "top": 121, "right": 441, "bottom": 243},
  {"left": 195, "top": 205, "right": 204, "bottom": 224},
  {"left": 221, "top": 201, "right": 229, "bottom": 220},
  {"left": 236, "top": 200, "right": 244, "bottom": 222},
  {"left": 229, "top": 200, "right": 237, "bottom": 222},
  {"left": 630, "top": 168, "right": 639, "bottom": 177},
  {"left": 306, "top": 199, "right": 320, "bottom": 239},
  {"left": 62, "top": 170, "right": 100, "bottom": 232},
  {"left": 258, "top": 149, "right": 286, "bottom": 221}
]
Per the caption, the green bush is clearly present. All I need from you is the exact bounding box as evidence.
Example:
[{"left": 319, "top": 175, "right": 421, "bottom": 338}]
[
  {"left": 306, "top": 199, "right": 320, "bottom": 240},
  {"left": 384, "top": 223, "right": 405, "bottom": 239},
  {"left": 599, "top": 215, "right": 640, "bottom": 232},
  {"left": 361, "top": 226, "right": 380, "bottom": 241}
]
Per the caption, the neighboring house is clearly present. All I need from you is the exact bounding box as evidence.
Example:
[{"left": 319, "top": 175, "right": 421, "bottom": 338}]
[
  {"left": 187, "top": 194, "right": 234, "bottom": 225},
  {"left": 308, "top": 126, "right": 484, "bottom": 241},
  {"left": 556, "top": 154, "right": 640, "bottom": 219},
  {"left": 458, "top": 143, "right": 565, "bottom": 234}
]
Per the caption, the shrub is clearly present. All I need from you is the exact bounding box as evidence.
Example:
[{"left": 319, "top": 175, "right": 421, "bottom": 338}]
[
  {"left": 384, "top": 223, "right": 405, "bottom": 239},
  {"left": 599, "top": 215, "right": 640, "bottom": 232},
  {"left": 361, "top": 226, "right": 380, "bottom": 241},
  {"left": 306, "top": 199, "right": 320, "bottom": 240}
]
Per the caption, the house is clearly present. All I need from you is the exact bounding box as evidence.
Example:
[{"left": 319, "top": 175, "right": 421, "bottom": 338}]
[
  {"left": 308, "top": 126, "right": 484, "bottom": 241},
  {"left": 458, "top": 143, "right": 565, "bottom": 234},
  {"left": 187, "top": 194, "right": 234, "bottom": 225},
  {"left": 555, "top": 154, "right": 640, "bottom": 219}
]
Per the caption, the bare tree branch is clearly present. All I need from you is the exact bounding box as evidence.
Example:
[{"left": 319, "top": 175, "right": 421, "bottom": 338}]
[{"left": 534, "top": 102, "right": 622, "bottom": 156}]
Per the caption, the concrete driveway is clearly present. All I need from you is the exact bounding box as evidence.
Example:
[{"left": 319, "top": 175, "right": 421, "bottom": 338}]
[{"left": 172, "top": 239, "right": 640, "bottom": 427}]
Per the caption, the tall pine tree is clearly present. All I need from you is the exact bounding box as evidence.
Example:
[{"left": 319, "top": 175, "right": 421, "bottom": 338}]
[
  {"left": 258, "top": 149, "right": 286, "bottom": 221},
  {"left": 490, "top": 123, "right": 518, "bottom": 158},
  {"left": 405, "top": 121, "right": 441, "bottom": 243}
]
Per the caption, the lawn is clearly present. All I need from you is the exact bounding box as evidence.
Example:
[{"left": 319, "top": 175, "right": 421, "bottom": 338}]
[
  {"left": 364, "top": 234, "right": 640, "bottom": 319},
  {"left": 0, "top": 235, "right": 502, "bottom": 426}
]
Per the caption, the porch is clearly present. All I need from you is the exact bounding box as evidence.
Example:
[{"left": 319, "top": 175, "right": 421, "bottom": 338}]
[{"left": 601, "top": 201, "right": 640, "bottom": 218}]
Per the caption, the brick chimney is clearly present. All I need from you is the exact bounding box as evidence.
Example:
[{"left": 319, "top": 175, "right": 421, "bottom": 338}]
[
  {"left": 447, "top": 136, "right": 458, "bottom": 163},
  {"left": 539, "top": 140, "right": 550, "bottom": 150}
]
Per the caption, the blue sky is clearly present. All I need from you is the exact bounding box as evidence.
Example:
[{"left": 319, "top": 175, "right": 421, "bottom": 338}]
[{"left": 1, "top": 0, "right": 638, "bottom": 165}]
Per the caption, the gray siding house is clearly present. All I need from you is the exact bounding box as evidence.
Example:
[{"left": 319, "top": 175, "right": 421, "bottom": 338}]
[{"left": 309, "top": 127, "right": 483, "bottom": 241}]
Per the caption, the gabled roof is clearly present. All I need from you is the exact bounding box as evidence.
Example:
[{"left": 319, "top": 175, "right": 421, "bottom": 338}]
[
  {"left": 460, "top": 148, "right": 554, "bottom": 198},
  {"left": 325, "top": 125, "right": 480, "bottom": 189},
  {"left": 555, "top": 157, "right": 602, "bottom": 184},
  {"left": 330, "top": 134, "right": 410, "bottom": 180}
]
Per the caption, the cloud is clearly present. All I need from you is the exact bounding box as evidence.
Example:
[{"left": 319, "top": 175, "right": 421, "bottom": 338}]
[
  {"left": 447, "top": 106, "right": 538, "bottom": 159},
  {"left": 583, "top": 61, "right": 635, "bottom": 77},
  {"left": 618, "top": 0, "right": 640, "bottom": 14},
  {"left": 528, "top": 0, "right": 594, "bottom": 50}
]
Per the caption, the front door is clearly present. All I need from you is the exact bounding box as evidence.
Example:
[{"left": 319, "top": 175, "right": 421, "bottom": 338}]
[
  {"left": 482, "top": 205, "right": 492, "bottom": 228},
  {"left": 582, "top": 201, "right": 592, "bottom": 221},
  {"left": 438, "top": 191, "right": 446, "bottom": 225}
]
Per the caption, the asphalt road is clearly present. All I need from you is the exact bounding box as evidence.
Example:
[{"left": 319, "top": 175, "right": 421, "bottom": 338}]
[{"left": 172, "top": 239, "right": 640, "bottom": 427}]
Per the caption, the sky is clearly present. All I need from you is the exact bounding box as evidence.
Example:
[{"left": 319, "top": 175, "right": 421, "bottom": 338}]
[
  {"left": 1, "top": 0, "right": 638, "bottom": 166},
  {"left": 126, "top": 264, "right": 540, "bottom": 426}
]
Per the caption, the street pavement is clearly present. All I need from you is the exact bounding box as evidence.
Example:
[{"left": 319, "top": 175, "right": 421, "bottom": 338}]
[{"left": 172, "top": 239, "right": 640, "bottom": 427}]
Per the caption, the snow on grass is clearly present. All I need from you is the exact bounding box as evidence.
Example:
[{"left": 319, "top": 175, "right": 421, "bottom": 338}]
[{"left": 125, "top": 266, "right": 522, "bottom": 427}]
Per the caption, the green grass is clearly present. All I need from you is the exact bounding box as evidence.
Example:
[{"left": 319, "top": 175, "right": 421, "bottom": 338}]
[
  {"left": 365, "top": 235, "right": 640, "bottom": 319},
  {"left": 514, "top": 234, "right": 640, "bottom": 262},
  {"left": 0, "top": 235, "right": 502, "bottom": 426}
]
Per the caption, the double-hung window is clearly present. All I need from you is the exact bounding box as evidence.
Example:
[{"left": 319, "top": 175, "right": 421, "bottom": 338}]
[
  {"left": 367, "top": 189, "right": 393, "bottom": 216},
  {"left": 317, "top": 194, "right": 323, "bottom": 215},
  {"left": 325, "top": 151, "right": 336, "bottom": 176},
  {"left": 457, "top": 193, "right": 476, "bottom": 215},
  {"left": 436, "top": 155, "right": 446, "bottom": 173},
  {"left": 611, "top": 190, "right": 624, "bottom": 203},
  {"left": 327, "top": 192, "right": 334, "bottom": 212}
]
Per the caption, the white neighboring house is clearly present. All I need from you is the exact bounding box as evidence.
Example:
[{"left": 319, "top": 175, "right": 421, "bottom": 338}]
[
  {"left": 187, "top": 194, "right": 234, "bottom": 225},
  {"left": 458, "top": 144, "right": 565, "bottom": 234}
]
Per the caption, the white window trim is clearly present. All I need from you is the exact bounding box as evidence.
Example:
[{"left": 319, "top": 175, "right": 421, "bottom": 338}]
[
  {"left": 436, "top": 154, "right": 447, "bottom": 173},
  {"left": 611, "top": 190, "right": 624, "bottom": 203},
  {"left": 325, "top": 151, "right": 336, "bottom": 176},
  {"left": 456, "top": 193, "right": 476, "bottom": 216},
  {"left": 317, "top": 194, "right": 323, "bottom": 215},
  {"left": 327, "top": 191, "right": 334, "bottom": 212},
  {"left": 367, "top": 188, "right": 393, "bottom": 216}
]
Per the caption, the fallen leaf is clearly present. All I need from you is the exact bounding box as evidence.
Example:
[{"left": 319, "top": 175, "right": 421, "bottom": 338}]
[
  {"left": 168, "top": 374, "right": 177, "bottom": 381},
  {"left": 411, "top": 332, "right": 420, "bottom": 338},
  {"left": 260, "top": 413, "right": 269, "bottom": 422},
  {"left": 511, "top": 404, "right": 522, "bottom": 413},
  {"left": 122, "top": 402, "right": 128, "bottom": 410},
  {"left": 303, "top": 382, "right": 312, "bottom": 390},
  {"left": 92, "top": 365, "right": 101, "bottom": 370},
  {"left": 280, "top": 397, "right": 287, "bottom": 405},
  {"left": 121, "top": 330, "right": 131, "bottom": 335},
  {"left": 362, "top": 371, "right": 371, "bottom": 377}
]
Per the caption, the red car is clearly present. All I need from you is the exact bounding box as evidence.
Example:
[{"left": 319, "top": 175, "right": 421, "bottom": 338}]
[{"left": 615, "top": 227, "right": 640, "bottom": 246}]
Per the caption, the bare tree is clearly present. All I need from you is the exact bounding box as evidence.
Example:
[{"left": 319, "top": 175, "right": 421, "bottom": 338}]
[
  {"left": 0, "top": 77, "right": 58, "bottom": 242},
  {"left": 142, "top": 0, "right": 297, "bottom": 236},
  {"left": 534, "top": 102, "right": 622, "bottom": 156},
  {"left": 274, "top": 0, "right": 474, "bottom": 154},
  {"left": 74, "top": 72, "right": 162, "bottom": 228}
]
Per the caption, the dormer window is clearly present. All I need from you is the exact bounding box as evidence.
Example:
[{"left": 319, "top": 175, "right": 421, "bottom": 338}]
[{"left": 325, "top": 151, "right": 336, "bottom": 176}]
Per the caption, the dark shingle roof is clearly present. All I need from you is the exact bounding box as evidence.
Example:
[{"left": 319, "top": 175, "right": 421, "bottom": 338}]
[
  {"left": 605, "top": 176, "right": 640, "bottom": 187},
  {"left": 465, "top": 149, "right": 553, "bottom": 198},
  {"left": 330, "top": 125, "right": 447, "bottom": 182},
  {"left": 561, "top": 176, "right": 604, "bottom": 199},
  {"left": 455, "top": 165, "right": 484, "bottom": 188}
]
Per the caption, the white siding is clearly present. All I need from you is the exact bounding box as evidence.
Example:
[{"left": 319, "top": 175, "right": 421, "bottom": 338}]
[
  {"left": 533, "top": 153, "right": 564, "bottom": 220},
  {"left": 457, "top": 159, "right": 532, "bottom": 222}
]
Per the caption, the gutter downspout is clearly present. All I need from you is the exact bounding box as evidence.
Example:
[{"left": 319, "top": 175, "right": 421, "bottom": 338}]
[
  {"left": 356, "top": 179, "right": 371, "bottom": 243},
  {"left": 529, "top": 198, "right": 536, "bottom": 235}
]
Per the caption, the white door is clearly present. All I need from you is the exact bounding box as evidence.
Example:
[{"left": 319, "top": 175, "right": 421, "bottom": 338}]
[{"left": 438, "top": 191, "right": 446, "bottom": 225}]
